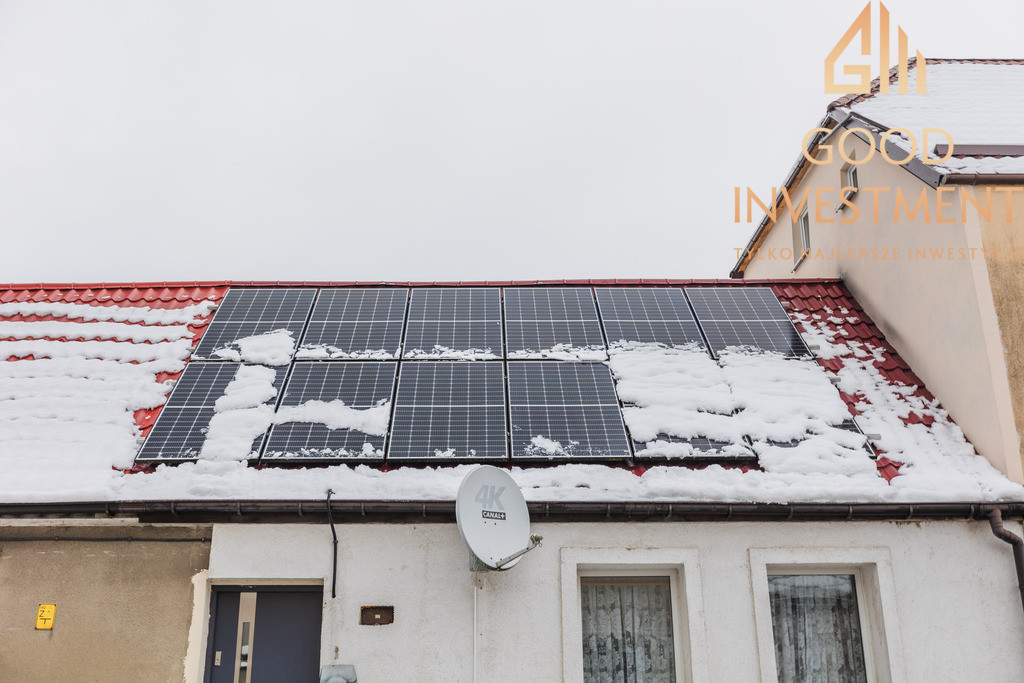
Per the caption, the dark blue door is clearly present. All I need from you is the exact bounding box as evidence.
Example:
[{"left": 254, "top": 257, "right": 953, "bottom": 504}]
[{"left": 205, "top": 587, "right": 323, "bottom": 683}]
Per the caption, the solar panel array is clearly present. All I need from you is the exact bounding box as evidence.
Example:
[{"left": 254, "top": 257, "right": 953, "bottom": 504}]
[{"left": 139, "top": 285, "right": 826, "bottom": 465}]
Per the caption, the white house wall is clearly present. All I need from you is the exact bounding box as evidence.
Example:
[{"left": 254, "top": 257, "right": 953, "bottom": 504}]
[{"left": 199, "top": 519, "right": 1024, "bottom": 682}]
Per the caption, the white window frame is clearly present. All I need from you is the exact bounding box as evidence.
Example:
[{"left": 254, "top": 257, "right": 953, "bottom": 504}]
[
  {"left": 792, "top": 210, "right": 811, "bottom": 272},
  {"left": 749, "top": 547, "right": 905, "bottom": 683},
  {"left": 840, "top": 148, "right": 860, "bottom": 205},
  {"left": 798, "top": 211, "right": 811, "bottom": 254},
  {"left": 844, "top": 164, "right": 860, "bottom": 199},
  {"left": 561, "top": 547, "right": 708, "bottom": 683}
]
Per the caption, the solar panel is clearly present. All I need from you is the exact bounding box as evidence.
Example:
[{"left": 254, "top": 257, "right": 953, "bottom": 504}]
[
  {"left": 403, "top": 289, "right": 502, "bottom": 358},
  {"left": 388, "top": 362, "right": 507, "bottom": 460},
  {"left": 594, "top": 288, "right": 706, "bottom": 349},
  {"left": 508, "top": 362, "right": 631, "bottom": 459},
  {"left": 504, "top": 287, "right": 606, "bottom": 358},
  {"left": 297, "top": 288, "right": 407, "bottom": 359},
  {"left": 193, "top": 289, "right": 316, "bottom": 361},
  {"left": 263, "top": 362, "right": 397, "bottom": 461},
  {"left": 136, "top": 363, "right": 288, "bottom": 462},
  {"left": 685, "top": 287, "right": 808, "bottom": 358}
]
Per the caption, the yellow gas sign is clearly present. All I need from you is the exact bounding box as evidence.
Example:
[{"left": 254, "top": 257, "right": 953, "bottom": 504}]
[{"left": 36, "top": 604, "right": 56, "bottom": 630}]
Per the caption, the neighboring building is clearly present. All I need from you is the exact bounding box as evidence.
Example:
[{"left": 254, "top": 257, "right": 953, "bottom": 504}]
[
  {"left": 1, "top": 280, "right": 1023, "bottom": 682},
  {"left": 732, "top": 58, "right": 1024, "bottom": 485}
]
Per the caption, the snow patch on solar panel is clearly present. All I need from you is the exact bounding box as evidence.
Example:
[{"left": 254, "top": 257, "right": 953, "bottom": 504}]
[
  {"left": 274, "top": 400, "right": 390, "bottom": 436},
  {"left": 403, "top": 345, "right": 498, "bottom": 360},
  {"left": 507, "top": 343, "right": 607, "bottom": 361},
  {"left": 296, "top": 345, "right": 397, "bottom": 360},
  {"left": 610, "top": 342, "right": 737, "bottom": 445},
  {"left": 211, "top": 328, "right": 295, "bottom": 365},
  {"left": 527, "top": 435, "right": 571, "bottom": 456},
  {"left": 199, "top": 365, "right": 280, "bottom": 461},
  {"left": 609, "top": 341, "right": 868, "bottom": 462}
]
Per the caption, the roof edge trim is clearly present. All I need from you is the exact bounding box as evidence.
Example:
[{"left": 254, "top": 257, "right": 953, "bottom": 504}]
[{"left": 0, "top": 500, "right": 1019, "bottom": 523}]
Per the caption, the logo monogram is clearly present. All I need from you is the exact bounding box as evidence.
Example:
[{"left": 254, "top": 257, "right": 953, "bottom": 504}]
[{"left": 825, "top": 2, "right": 925, "bottom": 95}]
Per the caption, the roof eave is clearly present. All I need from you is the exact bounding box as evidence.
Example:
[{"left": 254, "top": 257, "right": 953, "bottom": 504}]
[{"left": 0, "top": 499, "right": 1020, "bottom": 524}]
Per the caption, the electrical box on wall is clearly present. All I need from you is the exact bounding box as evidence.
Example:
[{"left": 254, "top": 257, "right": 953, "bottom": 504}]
[
  {"left": 360, "top": 606, "right": 394, "bottom": 625},
  {"left": 36, "top": 604, "right": 56, "bottom": 630}
]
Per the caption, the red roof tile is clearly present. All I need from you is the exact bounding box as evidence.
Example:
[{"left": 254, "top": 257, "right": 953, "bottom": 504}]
[{"left": 771, "top": 280, "right": 978, "bottom": 483}]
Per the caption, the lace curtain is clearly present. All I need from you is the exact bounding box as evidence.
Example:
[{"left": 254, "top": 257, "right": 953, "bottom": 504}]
[
  {"left": 768, "top": 574, "right": 868, "bottom": 683},
  {"left": 581, "top": 577, "right": 676, "bottom": 682}
]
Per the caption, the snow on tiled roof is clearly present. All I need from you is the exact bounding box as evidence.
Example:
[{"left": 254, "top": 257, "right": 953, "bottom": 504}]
[
  {"left": 0, "top": 284, "right": 227, "bottom": 498},
  {"left": 0, "top": 280, "right": 1020, "bottom": 504},
  {"left": 833, "top": 59, "right": 1024, "bottom": 175}
]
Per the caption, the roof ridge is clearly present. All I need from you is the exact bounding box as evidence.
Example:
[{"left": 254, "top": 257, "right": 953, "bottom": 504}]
[{"left": 0, "top": 278, "right": 847, "bottom": 290}]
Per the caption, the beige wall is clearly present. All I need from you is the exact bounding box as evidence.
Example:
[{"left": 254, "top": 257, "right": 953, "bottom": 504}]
[
  {"left": 976, "top": 187, "right": 1024, "bottom": 480},
  {"left": 0, "top": 520, "right": 211, "bottom": 682},
  {"left": 742, "top": 132, "right": 1023, "bottom": 482}
]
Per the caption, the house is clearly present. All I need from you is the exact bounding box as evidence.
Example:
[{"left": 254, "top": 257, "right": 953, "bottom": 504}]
[
  {"left": 731, "top": 58, "right": 1024, "bottom": 488},
  {"left": 1, "top": 279, "right": 1023, "bottom": 681}
]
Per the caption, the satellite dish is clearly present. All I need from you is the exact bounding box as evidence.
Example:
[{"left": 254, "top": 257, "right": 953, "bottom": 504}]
[{"left": 456, "top": 465, "right": 540, "bottom": 571}]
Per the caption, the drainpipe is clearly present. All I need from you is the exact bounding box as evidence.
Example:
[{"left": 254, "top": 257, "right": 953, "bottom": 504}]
[
  {"left": 989, "top": 508, "right": 1024, "bottom": 615},
  {"left": 327, "top": 489, "right": 339, "bottom": 599}
]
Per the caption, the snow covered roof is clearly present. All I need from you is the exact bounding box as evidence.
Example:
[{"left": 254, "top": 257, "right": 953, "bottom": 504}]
[
  {"left": 832, "top": 58, "right": 1024, "bottom": 176},
  {"left": 1, "top": 280, "right": 1020, "bottom": 505}
]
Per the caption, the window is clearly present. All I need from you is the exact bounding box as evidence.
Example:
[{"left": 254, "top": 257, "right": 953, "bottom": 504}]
[
  {"left": 794, "top": 210, "right": 810, "bottom": 264},
  {"left": 839, "top": 152, "right": 859, "bottom": 207},
  {"left": 749, "top": 548, "right": 904, "bottom": 683},
  {"left": 844, "top": 165, "right": 859, "bottom": 198},
  {"left": 768, "top": 574, "right": 867, "bottom": 682},
  {"left": 580, "top": 576, "right": 676, "bottom": 682},
  {"left": 560, "top": 547, "right": 706, "bottom": 682}
]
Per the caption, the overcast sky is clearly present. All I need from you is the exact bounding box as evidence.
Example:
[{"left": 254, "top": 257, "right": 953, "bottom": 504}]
[{"left": 1, "top": 0, "right": 1021, "bottom": 283}]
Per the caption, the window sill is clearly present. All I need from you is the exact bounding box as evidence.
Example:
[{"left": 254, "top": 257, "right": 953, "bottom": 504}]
[{"left": 791, "top": 253, "right": 808, "bottom": 273}]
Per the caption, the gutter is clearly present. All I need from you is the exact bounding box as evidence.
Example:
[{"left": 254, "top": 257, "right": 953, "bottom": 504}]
[
  {"left": 941, "top": 173, "right": 1024, "bottom": 186},
  {"left": 1, "top": 500, "right": 1022, "bottom": 523}
]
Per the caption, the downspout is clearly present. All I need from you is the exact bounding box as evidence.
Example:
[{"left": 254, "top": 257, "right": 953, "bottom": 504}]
[
  {"left": 989, "top": 508, "right": 1024, "bottom": 615},
  {"left": 327, "top": 489, "right": 339, "bottom": 599}
]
